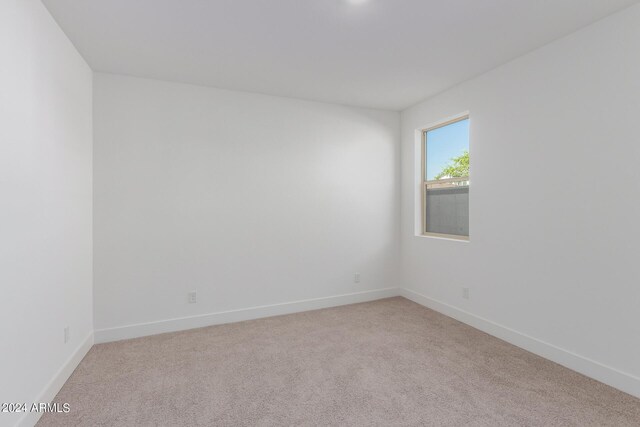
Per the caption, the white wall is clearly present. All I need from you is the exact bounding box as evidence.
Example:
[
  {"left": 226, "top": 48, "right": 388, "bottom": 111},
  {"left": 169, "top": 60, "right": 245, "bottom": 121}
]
[
  {"left": 401, "top": 4, "right": 640, "bottom": 397},
  {"left": 0, "top": 1, "right": 93, "bottom": 426},
  {"left": 93, "top": 73, "right": 400, "bottom": 340}
]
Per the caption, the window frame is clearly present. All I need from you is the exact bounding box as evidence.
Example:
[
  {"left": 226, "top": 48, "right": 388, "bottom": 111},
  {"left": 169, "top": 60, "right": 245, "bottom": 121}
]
[{"left": 421, "top": 114, "right": 470, "bottom": 241}]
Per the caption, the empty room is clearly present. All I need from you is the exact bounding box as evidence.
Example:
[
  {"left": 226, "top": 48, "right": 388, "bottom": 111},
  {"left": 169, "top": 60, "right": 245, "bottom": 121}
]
[{"left": 2, "top": 0, "right": 640, "bottom": 426}]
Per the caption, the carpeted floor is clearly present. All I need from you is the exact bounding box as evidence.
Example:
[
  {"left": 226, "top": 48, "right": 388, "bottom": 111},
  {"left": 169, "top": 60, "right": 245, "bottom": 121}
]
[{"left": 38, "top": 297, "right": 640, "bottom": 426}]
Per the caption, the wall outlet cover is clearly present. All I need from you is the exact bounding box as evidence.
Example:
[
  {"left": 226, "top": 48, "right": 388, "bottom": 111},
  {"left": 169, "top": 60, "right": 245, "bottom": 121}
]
[{"left": 188, "top": 291, "right": 197, "bottom": 304}]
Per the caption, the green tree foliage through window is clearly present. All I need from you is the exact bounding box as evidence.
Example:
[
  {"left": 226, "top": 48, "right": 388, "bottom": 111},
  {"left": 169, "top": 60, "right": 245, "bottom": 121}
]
[{"left": 434, "top": 150, "right": 469, "bottom": 180}]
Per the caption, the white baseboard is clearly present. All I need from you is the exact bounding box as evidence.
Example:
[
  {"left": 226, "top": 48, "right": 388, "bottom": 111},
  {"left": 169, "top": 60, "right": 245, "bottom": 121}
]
[
  {"left": 400, "top": 288, "right": 640, "bottom": 399},
  {"left": 95, "top": 287, "right": 400, "bottom": 344},
  {"left": 17, "top": 332, "right": 94, "bottom": 427}
]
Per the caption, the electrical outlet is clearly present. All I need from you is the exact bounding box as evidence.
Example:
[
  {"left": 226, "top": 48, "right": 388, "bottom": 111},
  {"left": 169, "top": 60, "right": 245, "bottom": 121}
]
[
  {"left": 462, "top": 287, "right": 470, "bottom": 299},
  {"left": 354, "top": 273, "right": 361, "bottom": 283},
  {"left": 188, "top": 291, "right": 197, "bottom": 304},
  {"left": 64, "top": 327, "right": 70, "bottom": 344}
]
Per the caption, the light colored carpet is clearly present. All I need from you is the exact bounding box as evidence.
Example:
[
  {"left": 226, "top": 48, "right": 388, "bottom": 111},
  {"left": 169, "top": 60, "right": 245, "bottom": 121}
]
[{"left": 38, "top": 297, "right": 640, "bottom": 426}]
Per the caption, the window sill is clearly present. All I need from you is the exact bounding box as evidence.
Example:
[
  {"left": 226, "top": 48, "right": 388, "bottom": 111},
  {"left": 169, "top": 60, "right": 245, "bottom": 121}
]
[{"left": 417, "top": 232, "right": 469, "bottom": 243}]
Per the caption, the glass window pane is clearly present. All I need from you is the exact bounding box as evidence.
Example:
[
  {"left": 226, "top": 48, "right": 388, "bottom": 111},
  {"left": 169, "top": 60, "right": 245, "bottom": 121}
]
[{"left": 425, "top": 118, "right": 469, "bottom": 181}]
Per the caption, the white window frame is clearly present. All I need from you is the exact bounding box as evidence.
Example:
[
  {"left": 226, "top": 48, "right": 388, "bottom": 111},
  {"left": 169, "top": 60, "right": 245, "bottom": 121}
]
[{"left": 414, "top": 112, "right": 470, "bottom": 242}]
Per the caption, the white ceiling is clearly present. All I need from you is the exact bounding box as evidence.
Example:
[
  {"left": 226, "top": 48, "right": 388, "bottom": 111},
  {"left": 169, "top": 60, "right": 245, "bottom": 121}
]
[{"left": 42, "top": 0, "right": 638, "bottom": 111}]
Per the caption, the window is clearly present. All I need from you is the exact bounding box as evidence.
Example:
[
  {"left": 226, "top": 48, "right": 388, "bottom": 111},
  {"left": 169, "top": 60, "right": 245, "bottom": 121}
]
[{"left": 422, "top": 116, "right": 469, "bottom": 240}]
